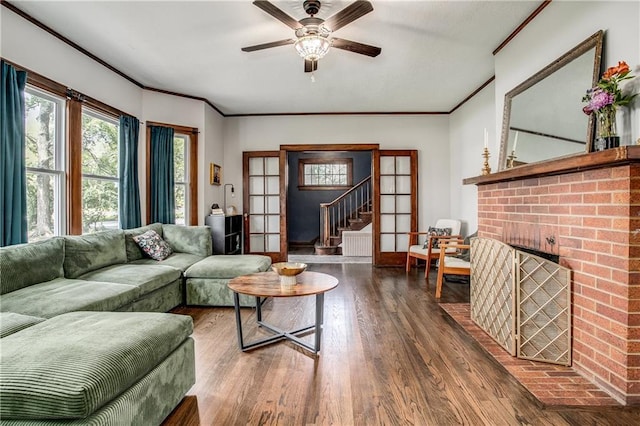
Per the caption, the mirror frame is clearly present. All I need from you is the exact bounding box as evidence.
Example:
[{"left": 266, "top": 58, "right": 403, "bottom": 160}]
[{"left": 498, "top": 30, "right": 604, "bottom": 170}]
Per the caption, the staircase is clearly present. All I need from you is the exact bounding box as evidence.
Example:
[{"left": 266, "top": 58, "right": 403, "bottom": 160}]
[{"left": 316, "top": 177, "right": 372, "bottom": 255}]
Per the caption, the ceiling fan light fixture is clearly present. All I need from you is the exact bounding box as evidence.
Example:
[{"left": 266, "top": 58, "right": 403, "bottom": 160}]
[{"left": 294, "top": 35, "right": 331, "bottom": 61}]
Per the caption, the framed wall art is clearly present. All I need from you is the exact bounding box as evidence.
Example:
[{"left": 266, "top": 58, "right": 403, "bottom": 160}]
[{"left": 210, "top": 163, "right": 222, "bottom": 186}]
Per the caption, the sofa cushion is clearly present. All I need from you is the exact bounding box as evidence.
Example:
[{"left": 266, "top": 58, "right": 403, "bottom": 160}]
[
  {"left": 185, "top": 254, "right": 272, "bottom": 279},
  {"left": 63, "top": 230, "right": 127, "bottom": 278},
  {"left": 124, "top": 223, "right": 164, "bottom": 262},
  {"left": 0, "top": 237, "right": 64, "bottom": 294},
  {"left": 79, "top": 264, "right": 181, "bottom": 295},
  {"left": 0, "top": 278, "right": 137, "bottom": 318},
  {"left": 0, "top": 311, "right": 193, "bottom": 420},
  {"left": 130, "top": 252, "right": 205, "bottom": 272},
  {"left": 162, "top": 224, "right": 212, "bottom": 257},
  {"left": 0, "top": 312, "right": 45, "bottom": 338},
  {"left": 133, "top": 230, "right": 173, "bottom": 261}
]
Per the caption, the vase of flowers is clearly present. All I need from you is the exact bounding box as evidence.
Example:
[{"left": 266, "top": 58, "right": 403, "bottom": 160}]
[{"left": 582, "top": 61, "right": 636, "bottom": 151}]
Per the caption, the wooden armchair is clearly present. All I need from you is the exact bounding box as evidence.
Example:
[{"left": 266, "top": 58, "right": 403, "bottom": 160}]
[
  {"left": 435, "top": 238, "right": 471, "bottom": 299},
  {"left": 406, "top": 219, "right": 462, "bottom": 278}
]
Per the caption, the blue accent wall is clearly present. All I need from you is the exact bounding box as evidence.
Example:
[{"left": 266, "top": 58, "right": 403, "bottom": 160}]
[{"left": 287, "top": 151, "right": 372, "bottom": 244}]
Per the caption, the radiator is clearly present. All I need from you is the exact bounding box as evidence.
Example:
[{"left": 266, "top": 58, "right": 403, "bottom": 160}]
[{"left": 341, "top": 230, "right": 372, "bottom": 256}]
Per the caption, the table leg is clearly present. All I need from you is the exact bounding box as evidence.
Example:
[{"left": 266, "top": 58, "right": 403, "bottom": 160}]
[
  {"left": 315, "top": 292, "right": 324, "bottom": 352},
  {"left": 256, "top": 296, "right": 262, "bottom": 322},
  {"left": 233, "top": 291, "right": 244, "bottom": 349}
]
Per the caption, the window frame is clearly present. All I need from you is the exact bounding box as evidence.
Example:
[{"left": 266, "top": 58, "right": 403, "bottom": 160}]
[
  {"left": 80, "top": 106, "right": 120, "bottom": 233},
  {"left": 24, "top": 85, "right": 67, "bottom": 240},
  {"left": 173, "top": 133, "right": 190, "bottom": 225},
  {"left": 297, "top": 158, "right": 353, "bottom": 190},
  {"left": 145, "top": 121, "right": 198, "bottom": 226}
]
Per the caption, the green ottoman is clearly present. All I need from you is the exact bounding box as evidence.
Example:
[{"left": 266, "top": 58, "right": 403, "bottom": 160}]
[
  {"left": 185, "top": 255, "right": 272, "bottom": 307},
  {"left": 0, "top": 311, "right": 195, "bottom": 425}
]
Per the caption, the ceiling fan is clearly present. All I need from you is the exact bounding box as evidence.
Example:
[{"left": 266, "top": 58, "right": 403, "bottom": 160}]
[{"left": 241, "top": 0, "right": 381, "bottom": 72}]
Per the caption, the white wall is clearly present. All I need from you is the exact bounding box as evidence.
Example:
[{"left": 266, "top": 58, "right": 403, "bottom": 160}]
[
  {"left": 203, "top": 104, "right": 225, "bottom": 218},
  {"left": 223, "top": 115, "right": 451, "bottom": 229},
  {"left": 449, "top": 82, "right": 496, "bottom": 235}
]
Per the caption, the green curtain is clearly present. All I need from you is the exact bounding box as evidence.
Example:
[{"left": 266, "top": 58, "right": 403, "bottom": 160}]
[
  {"left": 118, "top": 114, "right": 141, "bottom": 229},
  {"left": 1, "top": 61, "right": 28, "bottom": 246},
  {"left": 149, "top": 125, "right": 175, "bottom": 224}
]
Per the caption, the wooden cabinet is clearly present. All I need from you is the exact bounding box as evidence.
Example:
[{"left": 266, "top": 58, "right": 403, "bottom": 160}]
[{"left": 205, "top": 214, "right": 242, "bottom": 255}]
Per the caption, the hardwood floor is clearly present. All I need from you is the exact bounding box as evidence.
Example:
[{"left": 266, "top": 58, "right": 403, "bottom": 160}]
[{"left": 163, "top": 264, "right": 640, "bottom": 425}]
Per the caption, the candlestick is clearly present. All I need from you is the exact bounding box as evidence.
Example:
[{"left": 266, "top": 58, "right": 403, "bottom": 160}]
[
  {"left": 507, "top": 150, "right": 517, "bottom": 169},
  {"left": 513, "top": 131, "right": 519, "bottom": 152},
  {"left": 482, "top": 147, "right": 491, "bottom": 175}
]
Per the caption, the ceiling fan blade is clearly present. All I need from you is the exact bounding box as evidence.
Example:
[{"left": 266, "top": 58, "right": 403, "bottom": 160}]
[
  {"left": 241, "top": 39, "right": 296, "bottom": 52},
  {"left": 253, "top": 1, "right": 301, "bottom": 30},
  {"left": 332, "top": 38, "right": 381, "bottom": 57},
  {"left": 304, "top": 59, "right": 318, "bottom": 73},
  {"left": 323, "top": 1, "right": 373, "bottom": 32}
]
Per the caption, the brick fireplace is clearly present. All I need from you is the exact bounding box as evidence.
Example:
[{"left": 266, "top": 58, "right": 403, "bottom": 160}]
[{"left": 464, "top": 147, "right": 640, "bottom": 405}]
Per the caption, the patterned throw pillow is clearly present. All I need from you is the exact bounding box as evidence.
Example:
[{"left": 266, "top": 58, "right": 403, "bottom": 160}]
[
  {"left": 133, "top": 230, "right": 173, "bottom": 261},
  {"left": 423, "top": 227, "right": 452, "bottom": 249}
]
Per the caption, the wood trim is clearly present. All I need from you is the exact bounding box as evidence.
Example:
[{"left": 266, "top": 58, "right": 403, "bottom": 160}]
[
  {"left": 146, "top": 121, "right": 199, "bottom": 135},
  {"left": 279, "top": 149, "right": 288, "bottom": 260},
  {"left": 66, "top": 98, "right": 83, "bottom": 235},
  {"left": 297, "top": 158, "right": 353, "bottom": 189},
  {"left": 143, "top": 88, "right": 224, "bottom": 117},
  {"left": 227, "top": 111, "right": 448, "bottom": 117},
  {"left": 145, "top": 126, "right": 152, "bottom": 224},
  {"left": 281, "top": 143, "right": 379, "bottom": 152},
  {"left": 188, "top": 132, "right": 198, "bottom": 226},
  {"left": 493, "top": 0, "right": 553, "bottom": 55},
  {"left": 5, "top": 58, "right": 132, "bottom": 118},
  {"left": 449, "top": 76, "right": 495, "bottom": 114},
  {"left": 463, "top": 146, "right": 640, "bottom": 186}
]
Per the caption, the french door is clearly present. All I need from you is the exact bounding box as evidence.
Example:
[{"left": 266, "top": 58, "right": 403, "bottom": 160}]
[
  {"left": 374, "top": 150, "right": 418, "bottom": 266},
  {"left": 242, "top": 147, "right": 417, "bottom": 266},
  {"left": 242, "top": 151, "right": 285, "bottom": 262}
]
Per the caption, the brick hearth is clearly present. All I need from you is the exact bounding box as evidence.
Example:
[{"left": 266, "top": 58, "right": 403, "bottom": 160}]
[{"left": 465, "top": 148, "right": 640, "bottom": 405}]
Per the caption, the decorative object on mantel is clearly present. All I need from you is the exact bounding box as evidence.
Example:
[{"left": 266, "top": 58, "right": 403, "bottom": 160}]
[
  {"left": 482, "top": 128, "right": 491, "bottom": 175},
  {"left": 582, "top": 61, "right": 636, "bottom": 151},
  {"left": 506, "top": 131, "right": 518, "bottom": 168}
]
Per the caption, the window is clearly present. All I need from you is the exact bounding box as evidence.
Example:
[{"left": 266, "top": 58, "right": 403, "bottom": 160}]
[
  {"left": 174, "top": 133, "right": 189, "bottom": 225},
  {"left": 24, "top": 87, "right": 66, "bottom": 241},
  {"left": 145, "top": 122, "right": 198, "bottom": 226},
  {"left": 81, "top": 108, "right": 120, "bottom": 233},
  {"left": 298, "top": 158, "right": 353, "bottom": 190}
]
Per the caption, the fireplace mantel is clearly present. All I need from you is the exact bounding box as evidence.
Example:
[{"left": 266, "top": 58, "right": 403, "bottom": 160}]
[{"left": 464, "top": 146, "right": 640, "bottom": 185}]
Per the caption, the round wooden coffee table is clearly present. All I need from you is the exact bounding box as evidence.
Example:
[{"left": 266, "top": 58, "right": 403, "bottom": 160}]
[{"left": 228, "top": 271, "right": 338, "bottom": 354}]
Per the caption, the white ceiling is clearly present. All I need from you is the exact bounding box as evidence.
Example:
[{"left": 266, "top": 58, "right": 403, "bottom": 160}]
[{"left": 11, "top": 0, "right": 541, "bottom": 115}]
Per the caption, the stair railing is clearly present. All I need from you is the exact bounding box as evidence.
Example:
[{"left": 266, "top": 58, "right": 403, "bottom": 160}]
[{"left": 319, "top": 176, "right": 372, "bottom": 247}]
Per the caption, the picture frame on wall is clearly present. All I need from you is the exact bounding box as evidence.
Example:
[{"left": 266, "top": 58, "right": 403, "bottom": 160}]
[{"left": 210, "top": 163, "right": 222, "bottom": 186}]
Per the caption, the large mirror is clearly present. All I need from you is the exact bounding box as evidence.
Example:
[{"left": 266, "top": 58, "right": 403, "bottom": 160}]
[{"left": 499, "top": 31, "right": 603, "bottom": 170}]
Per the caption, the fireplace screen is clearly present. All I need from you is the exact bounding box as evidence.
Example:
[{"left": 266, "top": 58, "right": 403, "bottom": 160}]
[{"left": 470, "top": 237, "right": 571, "bottom": 366}]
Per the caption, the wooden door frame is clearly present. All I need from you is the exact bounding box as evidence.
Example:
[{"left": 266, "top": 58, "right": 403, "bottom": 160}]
[{"left": 279, "top": 144, "right": 380, "bottom": 263}]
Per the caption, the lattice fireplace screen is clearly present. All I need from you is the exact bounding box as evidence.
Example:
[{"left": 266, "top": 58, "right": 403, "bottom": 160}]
[{"left": 470, "top": 237, "right": 571, "bottom": 366}]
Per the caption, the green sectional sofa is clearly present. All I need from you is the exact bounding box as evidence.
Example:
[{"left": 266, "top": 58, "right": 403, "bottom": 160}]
[{"left": 0, "top": 223, "right": 271, "bottom": 425}]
